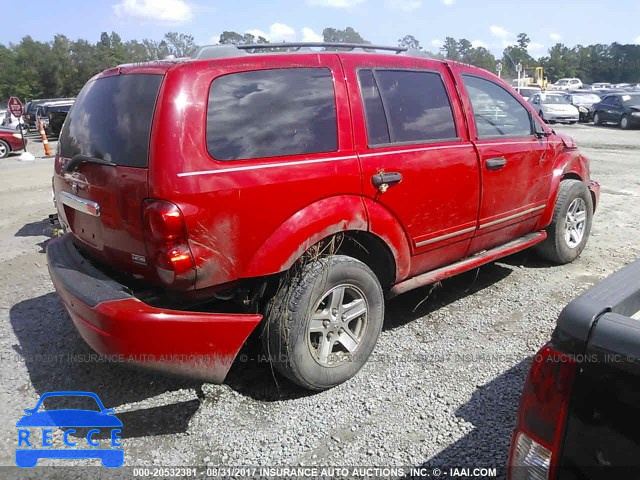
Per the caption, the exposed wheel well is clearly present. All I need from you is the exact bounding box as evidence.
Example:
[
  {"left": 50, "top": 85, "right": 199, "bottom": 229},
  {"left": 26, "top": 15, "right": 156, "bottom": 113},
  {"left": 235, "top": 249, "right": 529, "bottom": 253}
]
[
  {"left": 297, "top": 231, "right": 396, "bottom": 291},
  {"left": 561, "top": 172, "right": 581, "bottom": 182},
  {"left": 560, "top": 172, "right": 596, "bottom": 211},
  {"left": 337, "top": 231, "right": 396, "bottom": 290}
]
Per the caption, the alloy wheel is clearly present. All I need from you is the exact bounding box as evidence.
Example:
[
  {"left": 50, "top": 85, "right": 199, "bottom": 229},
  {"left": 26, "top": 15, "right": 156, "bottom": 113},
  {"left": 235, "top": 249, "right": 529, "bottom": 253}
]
[
  {"left": 307, "top": 284, "right": 368, "bottom": 367},
  {"left": 564, "top": 198, "right": 587, "bottom": 248}
]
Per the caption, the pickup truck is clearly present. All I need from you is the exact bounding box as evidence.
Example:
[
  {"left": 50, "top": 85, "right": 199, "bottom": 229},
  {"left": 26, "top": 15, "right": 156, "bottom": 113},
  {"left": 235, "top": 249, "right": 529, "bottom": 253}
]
[{"left": 508, "top": 259, "right": 640, "bottom": 478}]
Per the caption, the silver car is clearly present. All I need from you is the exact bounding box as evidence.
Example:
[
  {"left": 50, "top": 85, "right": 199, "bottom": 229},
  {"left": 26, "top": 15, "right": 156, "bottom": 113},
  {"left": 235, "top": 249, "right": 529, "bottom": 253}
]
[{"left": 528, "top": 93, "right": 579, "bottom": 124}]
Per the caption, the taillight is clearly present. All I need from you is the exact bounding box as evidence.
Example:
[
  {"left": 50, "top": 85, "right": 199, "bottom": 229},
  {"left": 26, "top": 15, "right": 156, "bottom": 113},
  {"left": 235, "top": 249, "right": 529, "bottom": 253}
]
[
  {"left": 143, "top": 200, "right": 196, "bottom": 288},
  {"left": 508, "top": 344, "right": 577, "bottom": 480}
]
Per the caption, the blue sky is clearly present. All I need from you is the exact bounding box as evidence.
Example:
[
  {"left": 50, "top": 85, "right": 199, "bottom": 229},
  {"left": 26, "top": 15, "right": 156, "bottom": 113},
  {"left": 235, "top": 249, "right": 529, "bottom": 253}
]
[{"left": 1, "top": 0, "right": 639, "bottom": 59}]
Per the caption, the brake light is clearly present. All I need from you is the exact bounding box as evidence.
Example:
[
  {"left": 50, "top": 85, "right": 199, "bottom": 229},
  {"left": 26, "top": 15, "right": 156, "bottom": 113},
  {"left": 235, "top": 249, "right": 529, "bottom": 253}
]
[
  {"left": 508, "top": 344, "right": 577, "bottom": 480},
  {"left": 143, "top": 200, "right": 196, "bottom": 288}
]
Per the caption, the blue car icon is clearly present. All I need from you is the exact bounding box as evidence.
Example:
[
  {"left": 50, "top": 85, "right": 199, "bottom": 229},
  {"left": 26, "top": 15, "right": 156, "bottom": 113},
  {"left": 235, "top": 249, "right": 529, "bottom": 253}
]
[{"left": 16, "top": 391, "right": 123, "bottom": 468}]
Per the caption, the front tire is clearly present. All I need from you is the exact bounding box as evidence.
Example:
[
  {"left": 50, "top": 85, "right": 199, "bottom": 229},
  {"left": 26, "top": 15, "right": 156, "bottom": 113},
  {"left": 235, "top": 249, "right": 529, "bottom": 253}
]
[
  {"left": 593, "top": 112, "right": 602, "bottom": 125},
  {"left": 620, "top": 114, "right": 630, "bottom": 130},
  {"left": 0, "top": 139, "right": 10, "bottom": 159},
  {"left": 536, "top": 179, "right": 593, "bottom": 264},
  {"left": 262, "top": 255, "right": 384, "bottom": 390}
]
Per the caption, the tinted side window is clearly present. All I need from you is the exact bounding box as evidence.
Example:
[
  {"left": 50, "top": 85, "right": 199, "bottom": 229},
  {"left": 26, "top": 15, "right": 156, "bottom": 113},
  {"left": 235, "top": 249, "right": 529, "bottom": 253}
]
[
  {"left": 373, "top": 70, "right": 457, "bottom": 143},
  {"left": 462, "top": 75, "right": 532, "bottom": 138},
  {"left": 358, "top": 70, "right": 390, "bottom": 145},
  {"left": 207, "top": 68, "right": 337, "bottom": 161}
]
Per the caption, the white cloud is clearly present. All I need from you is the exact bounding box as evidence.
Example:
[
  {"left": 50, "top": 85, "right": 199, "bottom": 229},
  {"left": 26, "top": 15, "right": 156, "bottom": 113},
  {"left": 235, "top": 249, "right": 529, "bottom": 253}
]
[
  {"left": 527, "top": 42, "right": 547, "bottom": 59},
  {"left": 549, "top": 33, "right": 562, "bottom": 41},
  {"left": 244, "top": 25, "right": 323, "bottom": 43},
  {"left": 490, "top": 25, "right": 510, "bottom": 38},
  {"left": 306, "top": 0, "right": 365, "bottom": 7},
  {"left": 471, "top": 39, "right": 488, "bottom": 49},
  {"left": 210, "top": 34, "right": 220, "bottom": 44},
  {"left": 431, "top": 38, "right": 443, "bottom": 48},
  {"left": 246, "top": 23, "right": 297, "bottom": 42},
  {"left": 636, "top": 36, "right": 640, "bottom": 44},
  {"left": 301, "top": 27, "right": 324, "bottom": 42},
  {"left": 442, "top": 0, "right": 455, "bottom": 5},
  {"left": 113, "top": 0, "right": 193, "bottom": 23},
  {"left": 385, "top": 0, "right": 422, "bottom": 10}
]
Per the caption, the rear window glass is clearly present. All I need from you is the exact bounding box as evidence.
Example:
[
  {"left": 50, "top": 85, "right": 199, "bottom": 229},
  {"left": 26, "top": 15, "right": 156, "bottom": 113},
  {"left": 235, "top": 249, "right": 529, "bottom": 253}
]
[
  {"left": 59, "top": 74, "right": 162, "bottom": 167},
  {"left": 207, "top": 68, "right": 337, "bottom": 161}
]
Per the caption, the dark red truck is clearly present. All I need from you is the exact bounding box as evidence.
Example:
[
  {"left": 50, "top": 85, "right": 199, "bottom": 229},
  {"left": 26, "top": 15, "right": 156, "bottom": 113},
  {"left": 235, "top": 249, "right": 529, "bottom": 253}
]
[
  {"left": 47, "top": 43, "right": 600, "bottom": 390},
  {"left": 509, "top": 259, "right": 640, "bottom": 479}
]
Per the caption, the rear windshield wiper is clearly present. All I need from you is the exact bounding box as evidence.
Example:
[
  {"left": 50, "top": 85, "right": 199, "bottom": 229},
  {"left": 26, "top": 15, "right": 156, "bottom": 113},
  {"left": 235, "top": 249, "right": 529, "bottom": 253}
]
[{"left": 63, "top": 154, "right": 116, "bottom": 173}]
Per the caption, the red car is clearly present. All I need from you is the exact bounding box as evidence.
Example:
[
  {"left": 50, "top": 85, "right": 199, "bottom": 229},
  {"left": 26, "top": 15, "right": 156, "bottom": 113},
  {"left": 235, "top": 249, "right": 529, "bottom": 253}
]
[
  {"left": 0, "top": 127, "right": 27, "bottom": 158},
  {"left": 47, "top": 42, "right": 600, "bottom": 390}
]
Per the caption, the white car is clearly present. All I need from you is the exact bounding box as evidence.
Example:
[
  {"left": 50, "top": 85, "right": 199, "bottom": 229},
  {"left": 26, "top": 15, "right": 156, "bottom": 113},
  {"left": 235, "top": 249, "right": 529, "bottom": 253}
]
[
  {"left": 515, "top": 86, "right": 542, "bottom": 101},
  {"left": 550, "top": 78, "right": 583, "bottom": 91},
  {"left": 1, "top": 109, "right": 27, "bottom": 133},
  {"left": 528, "top": 93, "right": 579, "bottom": 124}
]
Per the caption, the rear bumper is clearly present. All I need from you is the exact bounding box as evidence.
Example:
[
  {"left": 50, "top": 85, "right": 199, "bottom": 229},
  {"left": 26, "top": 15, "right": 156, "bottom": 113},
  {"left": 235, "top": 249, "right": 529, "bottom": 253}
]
[
  {"left": 46, "top": 235, "right": 262, "bottom": 382},
  {"left": 546, "top": 112, "right": 579, "bottom": 122}
]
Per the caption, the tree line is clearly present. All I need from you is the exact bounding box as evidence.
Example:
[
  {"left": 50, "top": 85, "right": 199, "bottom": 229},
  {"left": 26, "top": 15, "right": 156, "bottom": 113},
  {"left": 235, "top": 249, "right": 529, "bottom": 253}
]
[{"left": 2, "top": 27, "right": 639, "bottom": 103}]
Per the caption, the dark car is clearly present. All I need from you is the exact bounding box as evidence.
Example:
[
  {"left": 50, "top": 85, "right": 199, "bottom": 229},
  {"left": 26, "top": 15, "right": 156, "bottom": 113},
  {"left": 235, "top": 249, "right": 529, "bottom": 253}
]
[
  {"left": 565, "top": 92, "right": 602, "bottom": 122},
  {"left": 508, "top": 259, "right": 640, "bottom": 479},
  {"left": 0, "top": 127, "right": 27, "bottom": 158},
  {"left": 593, "top": 92, "right": 640, "bottom": 129},
  {"left": 24, "top": 98, "right": 74, "bottom": 130},
  {"left": 39, "top": 101, "right": 74, "bottom": 136},
  {"left": 47, "top": 42, "right": 599, "bottom": 390},
  {"left": 592, "top": 88, "right": 624, "bottom": 98}
]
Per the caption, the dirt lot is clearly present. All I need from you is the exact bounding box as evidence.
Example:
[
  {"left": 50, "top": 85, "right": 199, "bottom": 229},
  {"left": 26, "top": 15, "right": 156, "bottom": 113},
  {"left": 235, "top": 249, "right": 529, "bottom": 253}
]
[{"left": 0, "top": 125, "right": 639, "bottom": 478}]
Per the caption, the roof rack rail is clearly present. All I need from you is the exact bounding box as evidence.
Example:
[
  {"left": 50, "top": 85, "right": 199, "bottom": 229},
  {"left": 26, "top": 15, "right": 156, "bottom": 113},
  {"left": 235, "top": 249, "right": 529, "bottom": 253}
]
[
  {"left": 193, "top": 43, "right": 408, "bottom": 61},
  {"left": 236, "top": 42, "right": 408, "bottom": 53},
  {"left": 194, "top": 45, "right": 249, "bottom": 60}
]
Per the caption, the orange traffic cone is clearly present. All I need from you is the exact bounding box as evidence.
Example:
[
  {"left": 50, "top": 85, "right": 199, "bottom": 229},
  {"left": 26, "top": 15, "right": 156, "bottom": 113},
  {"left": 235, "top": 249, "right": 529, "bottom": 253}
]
[{"left": 38, "top": 118, "right": 52, "bottom": 157}]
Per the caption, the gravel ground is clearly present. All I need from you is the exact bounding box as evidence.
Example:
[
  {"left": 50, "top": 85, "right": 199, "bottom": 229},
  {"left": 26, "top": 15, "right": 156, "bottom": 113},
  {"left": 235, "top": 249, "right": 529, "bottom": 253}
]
[{"left": 0, "top": 125, "right": 639, "bottom": 479}]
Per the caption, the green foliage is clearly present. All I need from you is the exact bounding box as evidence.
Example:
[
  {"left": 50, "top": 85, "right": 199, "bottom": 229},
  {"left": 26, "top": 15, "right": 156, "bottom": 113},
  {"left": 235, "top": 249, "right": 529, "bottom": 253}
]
[
  {"left": 2, "top": 29, "right": 639, "bottom": 105},
  {"left": 0, "top": 31, "right": 198, "bottom": 103}
]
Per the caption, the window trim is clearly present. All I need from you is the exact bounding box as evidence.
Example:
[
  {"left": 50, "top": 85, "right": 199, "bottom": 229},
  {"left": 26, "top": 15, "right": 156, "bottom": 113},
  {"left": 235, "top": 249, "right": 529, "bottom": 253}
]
[
  {"left": 461, "top": 73, "right": 535, "bottom": 140},
  {"left": 205, "top": 66, "right": 339, "bottom": 162},
  {"left": 357, "top": 69, "right": 391, "bottom": 146},
  {"left": 357, "top": 67, "right": 461, "bottom": 149}
]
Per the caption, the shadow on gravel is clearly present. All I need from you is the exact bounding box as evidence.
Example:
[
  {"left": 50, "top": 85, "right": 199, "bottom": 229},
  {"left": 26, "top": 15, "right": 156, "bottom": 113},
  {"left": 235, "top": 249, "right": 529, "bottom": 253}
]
[
  {"left": 384, "top": 262, "right": 514, "bottom": 331},
  {"left": 15, "top": 218, "right": 57, "bottom": 252},
  {"left": 9, "top": 292, "right": 203, "bottom": 438},
  {"left": 406, "top": 359, "right": 532, "bottom": 480},
  {"left": 15, "top": 218, "right": 52, "bottom": 237},
  {"left": 223, "top": 262, "right": 516, "bottom": 402},
  {"left": 499, "top": 249, "right": 556, "bottom": 269}
]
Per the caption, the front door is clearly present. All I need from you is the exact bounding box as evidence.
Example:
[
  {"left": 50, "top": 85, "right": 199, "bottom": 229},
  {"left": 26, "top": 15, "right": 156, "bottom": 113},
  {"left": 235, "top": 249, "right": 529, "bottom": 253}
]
[{"left": 455, "top": 71, "right": 553, "bottom": 254}]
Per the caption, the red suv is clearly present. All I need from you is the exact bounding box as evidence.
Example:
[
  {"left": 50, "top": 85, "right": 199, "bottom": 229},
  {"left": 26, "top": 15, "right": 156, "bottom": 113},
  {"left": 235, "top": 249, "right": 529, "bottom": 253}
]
[{"left": 47, "top": 43, "right": 600, "bottom": 390}]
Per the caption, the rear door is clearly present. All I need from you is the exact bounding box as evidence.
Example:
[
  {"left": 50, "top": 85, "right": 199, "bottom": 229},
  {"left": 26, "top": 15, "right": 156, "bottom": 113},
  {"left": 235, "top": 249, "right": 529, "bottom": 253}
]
[
  {"left": 341, "top": 55, "right": 481, "bottom": 278},
  {"left": 54, "top": 71, "right": 164, "bottom": 277},
  {"left": 455, "top": 70, "right": 553, "bottom": 254}
]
